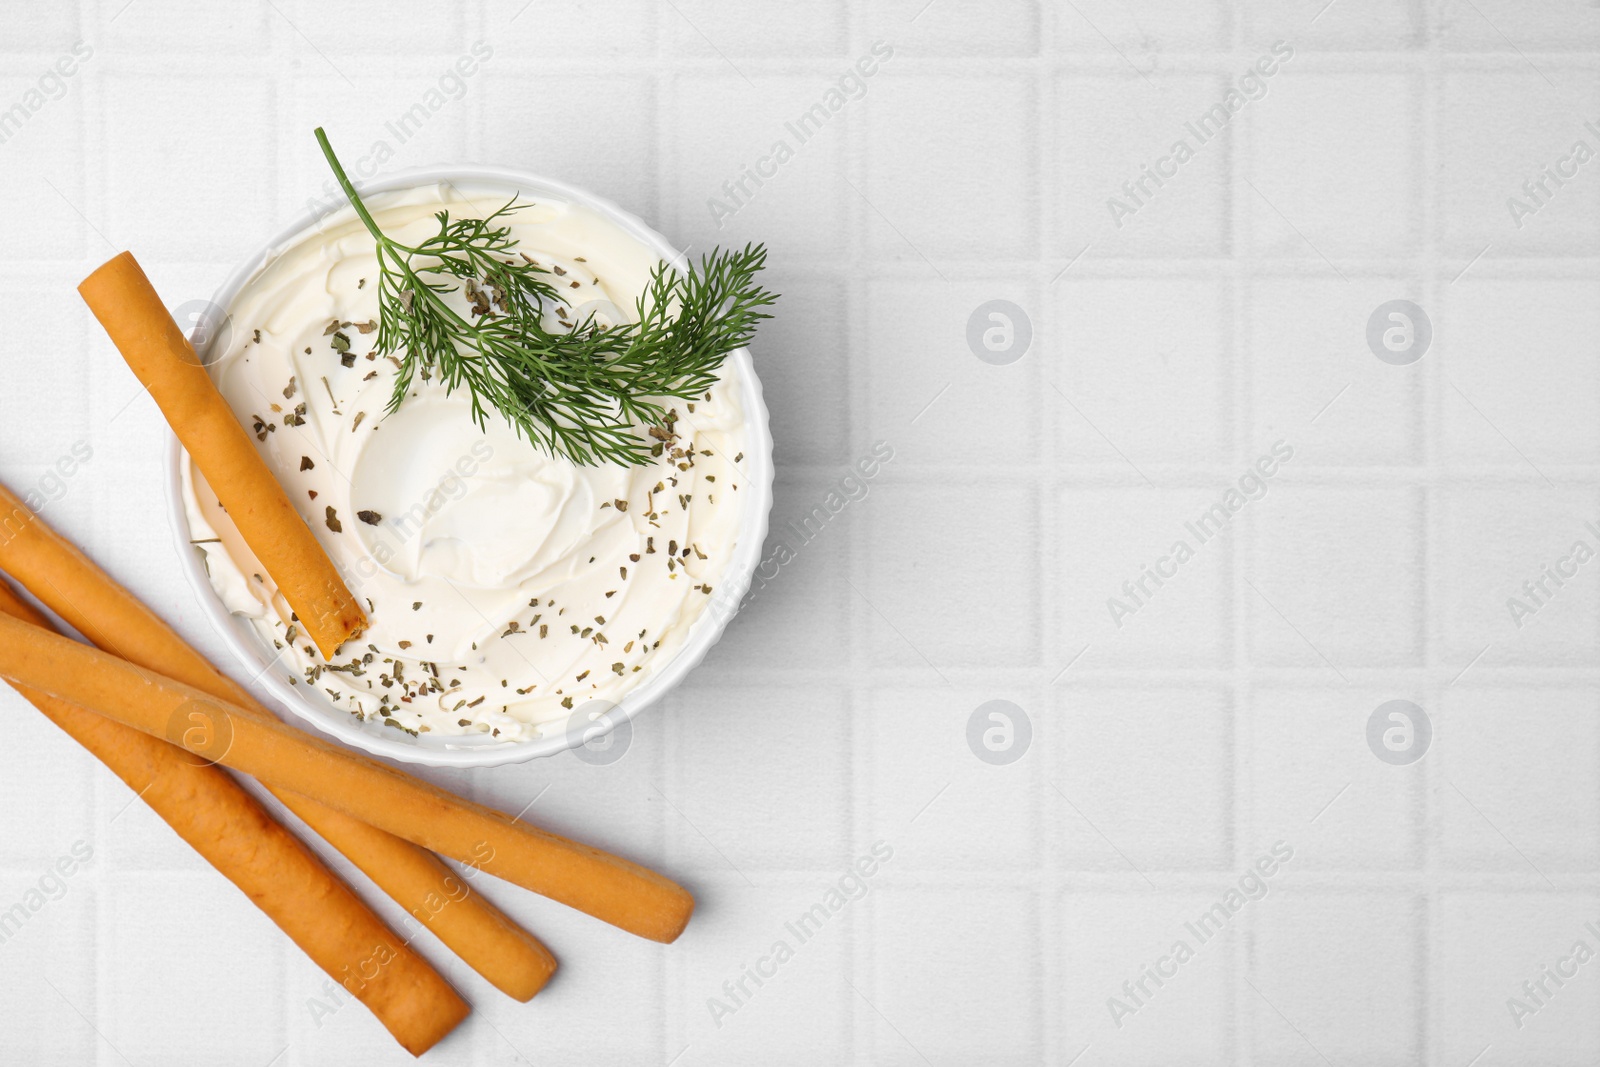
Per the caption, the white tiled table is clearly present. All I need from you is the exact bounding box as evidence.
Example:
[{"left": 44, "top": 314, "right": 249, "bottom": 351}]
[{"left": 4, "top": 1, "right": 1600, "bottom": 1064}]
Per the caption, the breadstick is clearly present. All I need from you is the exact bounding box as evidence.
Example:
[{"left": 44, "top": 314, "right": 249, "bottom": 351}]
[
  {"left": 274, "top": 792, "right": 557, "bottom": 1001},
  {"left": 0, "top": 579, "right": 467, "bottom": 1056},
  {"left": 78, "top": 251, "right": 365, "bottom": 659},
  {"left": 0, "top": 482, "right": 556, "bottom": 999},
  {"left": 0, "top": 609, "right": 694, "bottom": 943}
]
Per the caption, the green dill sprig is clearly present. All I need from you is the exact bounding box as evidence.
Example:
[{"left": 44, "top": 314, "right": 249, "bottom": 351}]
[{"left": 314, "top": 127, "right": 776, "bottom": 466}]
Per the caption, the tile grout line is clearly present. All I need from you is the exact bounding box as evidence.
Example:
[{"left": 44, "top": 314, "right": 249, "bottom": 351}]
[
  {"left": 1228, "top": 8, "right": 1250, "bottom": 1064},
  {"left": 1036, "top": 15, "right": 1060, "bottom": 1066},
  {"left": 846, "top": 6, "right": 868, "bottom": 1060},
  {"left": 1419, "top": 6, "right": 1441, "bottom": 1061}
]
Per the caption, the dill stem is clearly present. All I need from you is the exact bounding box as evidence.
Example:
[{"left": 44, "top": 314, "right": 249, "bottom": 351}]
[{"left": 315, "top": 127, "right": 389, "bottom": 247}]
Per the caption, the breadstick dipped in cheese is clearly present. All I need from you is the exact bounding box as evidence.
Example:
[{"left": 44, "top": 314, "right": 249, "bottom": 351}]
[
  {"left": 0, "top": 579, "right": 467, "bottom": 1056},
  {"left": 0, "top": 609, "right": 695, "bottom": 943},
  {"left": 78, "top": 251, "right": 366, "bottom": 659},
  {"left": 0, "top": 482, "right": 556, "bottom": 1001}
]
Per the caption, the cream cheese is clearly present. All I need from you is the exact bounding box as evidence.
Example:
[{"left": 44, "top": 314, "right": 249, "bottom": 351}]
[{"left": 182, "top": 183, "right": 748, "bottom": 743}]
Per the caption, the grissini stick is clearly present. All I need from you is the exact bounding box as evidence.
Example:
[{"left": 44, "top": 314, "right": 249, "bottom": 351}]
[
  {"left": 78, "top": 250, "right": 366, "bottom": 659},
  {"left": 0, "top": 608, "right": 695, "bottom": 943},
  {"left": 274, "top": 789, "right": 557, "bottom": 1001},
  {"left": 0, "top": 578, "right": 468, "bottom": 1057},
  {"left": 0, "top": 481, "right": 555, "bottom": 999}
]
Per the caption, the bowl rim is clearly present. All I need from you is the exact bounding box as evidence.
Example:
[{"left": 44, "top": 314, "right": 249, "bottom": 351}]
[{"left": 163, "top": 163, "right": 773, "bottom": 768}]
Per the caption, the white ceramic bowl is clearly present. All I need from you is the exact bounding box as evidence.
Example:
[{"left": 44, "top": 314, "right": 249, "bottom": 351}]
[{"left": 164, "top": 165, "right": 773, "bottom": 768}]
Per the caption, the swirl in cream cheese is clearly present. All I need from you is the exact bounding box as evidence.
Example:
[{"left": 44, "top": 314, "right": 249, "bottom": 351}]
[{"left": 182, "top": 183, "right": 748, "bottom": 744}]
